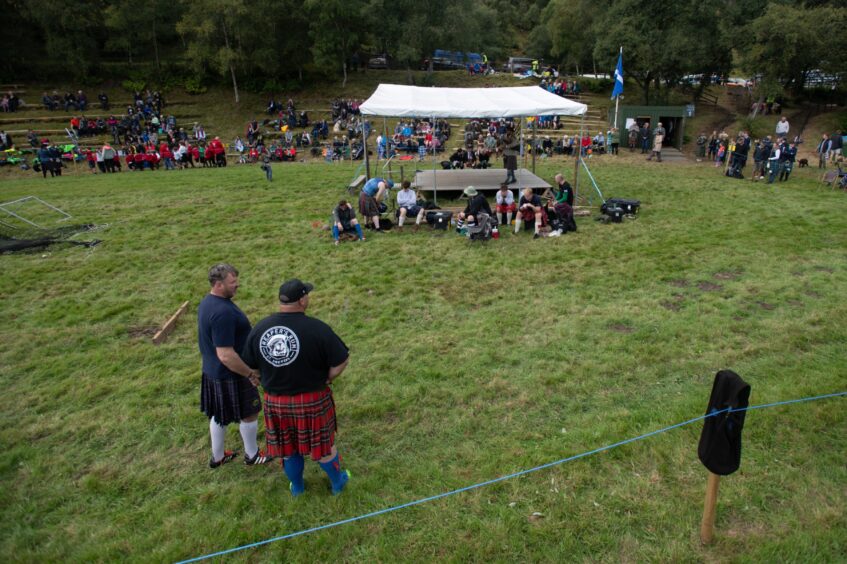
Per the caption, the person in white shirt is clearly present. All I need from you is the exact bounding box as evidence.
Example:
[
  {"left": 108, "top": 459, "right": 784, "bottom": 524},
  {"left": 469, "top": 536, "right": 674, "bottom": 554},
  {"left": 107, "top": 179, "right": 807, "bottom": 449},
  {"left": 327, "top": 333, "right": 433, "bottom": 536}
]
[
  {"left": 494, "top": 184, "right": 516, "bottom": 227},
  {"left": 775, "top": 117, "right": 789, "bottom": 138},
  {"left": 766, "top": 141, "right": 782, "bottom": 184},
  {"left": 395, "top": 180, "right": 424, "bottom": 230}
]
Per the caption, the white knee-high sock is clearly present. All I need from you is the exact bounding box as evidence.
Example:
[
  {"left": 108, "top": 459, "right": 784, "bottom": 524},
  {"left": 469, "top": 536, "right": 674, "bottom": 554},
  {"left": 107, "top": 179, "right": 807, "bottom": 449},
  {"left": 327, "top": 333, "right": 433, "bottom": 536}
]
[
  {"left": 239, "top": 420, "right": 259, "bottom": 458},
  {"left": 506, "top": 211, "right": 512, "bottom": 226},
  {"left": 399, "top": 215, "right": 405, "bottom": 226},
  {"left": 210, "top": 417, "right": 226, "bottom": 461},
  {"left": 534, "top": 220, "right": 540, "bottom": 234},
  {"left": 514, "top": 219, "right": 521, "bottom": 234}
]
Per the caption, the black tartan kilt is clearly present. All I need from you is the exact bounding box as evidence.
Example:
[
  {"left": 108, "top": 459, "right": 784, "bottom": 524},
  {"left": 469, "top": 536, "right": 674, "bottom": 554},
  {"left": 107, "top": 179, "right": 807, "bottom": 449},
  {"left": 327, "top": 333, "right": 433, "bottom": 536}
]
[{"left": 200, "top": 373, "right": 261, "bottom": 425}]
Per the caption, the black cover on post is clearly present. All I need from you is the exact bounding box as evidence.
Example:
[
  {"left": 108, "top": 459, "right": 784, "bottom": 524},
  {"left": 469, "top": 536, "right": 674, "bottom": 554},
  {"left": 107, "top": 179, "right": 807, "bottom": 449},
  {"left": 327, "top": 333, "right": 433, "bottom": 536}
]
[{"left": 698, "top": 370, "right": 751, "bottom": 475}]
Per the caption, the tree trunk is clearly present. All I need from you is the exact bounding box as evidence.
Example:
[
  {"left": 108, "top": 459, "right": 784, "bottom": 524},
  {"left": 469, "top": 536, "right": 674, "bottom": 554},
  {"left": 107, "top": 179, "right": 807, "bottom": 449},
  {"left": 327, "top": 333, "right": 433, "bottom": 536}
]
[
  {"left": 342, "top": 60, "right": 348, "bottom": 88},
  {"left": 152, "top": 19, "right": 161, "bottom": 72},
  {"left": 222, "top": 24, "right": 240, "bottom": 104},
  {"left": 128, "top": 48, "right": 133, "bottom": 64},
  {"left": 406, "top": 63, "right": 413, "bottom": 85},
  {"left": 298, "top": 67, "right": 303, "bottom": 82},
  {"left": 230, "top": 64, "right": 240, "bottom": 104}
]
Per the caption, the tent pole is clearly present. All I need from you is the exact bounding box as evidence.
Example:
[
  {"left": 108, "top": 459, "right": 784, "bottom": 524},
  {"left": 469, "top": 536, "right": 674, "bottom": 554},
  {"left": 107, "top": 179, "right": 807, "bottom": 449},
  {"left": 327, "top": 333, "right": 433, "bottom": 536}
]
[
  {"left": 573, "top": 114, "right": 583, "bottom": 205},
  {"left": 532, "top": 117, "right": 537, "bottom": 174},
  {"left": 363, "top": 118, "right": 370, "bottom": 179},
  {"left": 519, "top": 118, "right": 524, "bottom": 186},
  {"left": 431, "top": 115, "right": 437, "bottom": 206}
]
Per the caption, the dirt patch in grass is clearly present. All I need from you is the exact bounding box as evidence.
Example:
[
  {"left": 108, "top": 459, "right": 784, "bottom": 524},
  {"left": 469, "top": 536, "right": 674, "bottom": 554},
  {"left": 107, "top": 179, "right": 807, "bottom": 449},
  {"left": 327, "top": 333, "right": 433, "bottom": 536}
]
[
  {"left": 660, "top": 294, "right": 685, "bottom": 311},
  {"left": 812, "top": 265, "right": 834, "bottom": 273},
  {"left": 756, "top": 301, "right": 776, "bottom": 311},
  {"left": 714, "top": 270, "right": 742, "bottom": 280},
  {"left": 787, "top": 299, "right": 804, "bottom": 307},
  {"left": 805, "top": 290, "right": 821, "bottom": 298},
  {"left": 697, "top": 281, "right": 723, "bottom": 292},
  {"left": 127, "top": 326, "right": 158, "bottom": 339},
  {"left": 609, "top": 323, "right": 634, "bottom": 333},
  {"left": 668, "top": 279, "right": 689, "bottom": 287}
]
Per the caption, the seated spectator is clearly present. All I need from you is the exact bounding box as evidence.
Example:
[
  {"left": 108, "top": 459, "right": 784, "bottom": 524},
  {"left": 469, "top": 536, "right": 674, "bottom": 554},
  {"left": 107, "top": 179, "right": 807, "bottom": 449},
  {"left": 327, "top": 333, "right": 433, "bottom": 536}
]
[
  {"left": 77, "top": 91, "right": 88, "bottom": 111},
  {"left": 457, "top": 186, "right": 492, "bottom": 228},
  {"left": 449, "top": 147, "right": 467, "bottom": 169},
  {"left": 358, "top": 177, "right": 393, "bottom": 231},
  {"left": 515, "top": 187, "right": 547, "bottom": 239},
  {"left": 395, "top": 180, "right": 425, "bottom": 230},
  {"left": 331, "top": 199, "right": 365, "bottom": 245},
  {"left": 547, "top": 174, "right": 575, "bottom": 233},
  {"left": 42, "top": 92, "right": 56, "bottom": 111},
  {"left": 98, "top": 92, "right": 109, "bottom": 110},
  {"left": 495, "top": 184, "right": 516, "bottom": 227}
]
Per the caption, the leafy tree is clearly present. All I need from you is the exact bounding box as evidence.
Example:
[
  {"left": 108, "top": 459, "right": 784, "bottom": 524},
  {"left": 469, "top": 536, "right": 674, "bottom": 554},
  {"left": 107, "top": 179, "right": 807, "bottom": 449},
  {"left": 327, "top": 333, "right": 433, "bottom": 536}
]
[
  {"left": 176, "top": 0, "right": 250, "bottom": 103},
  {"left": 104, "top": 0, "right": 177, "bottom": 71},
  {"left": 304, "top": 0, "right": 366, "bottom": 87},
  {"left": 591, "top": 0, "right": 730, "bottom": 104},
  {"left": 740, "top": 3, "right": 847, "bottom": 93},
  {"left": 22, "top": 0, "right": 103, "bottom": 77}
]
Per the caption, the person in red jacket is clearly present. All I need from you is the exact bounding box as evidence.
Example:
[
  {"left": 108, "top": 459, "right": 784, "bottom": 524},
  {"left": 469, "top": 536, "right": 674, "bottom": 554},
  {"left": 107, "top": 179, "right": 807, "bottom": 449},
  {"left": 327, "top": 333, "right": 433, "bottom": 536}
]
[
  {"left": 159, "top": 141, "right": 175, "bottom": 170},
  {"left": 208, "top": 136, "right": 226, "bottom": 167},
  {"left": 85, "top": 148, "right": 97, "bottom": 174},
  {"left": 189, "top": 143, "right": 199, "bottom": 168}
]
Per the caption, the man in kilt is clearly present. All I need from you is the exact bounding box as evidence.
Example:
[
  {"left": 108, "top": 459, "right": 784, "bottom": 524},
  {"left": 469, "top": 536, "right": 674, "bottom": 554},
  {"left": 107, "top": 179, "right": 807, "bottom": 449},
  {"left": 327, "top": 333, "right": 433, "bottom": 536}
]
[
  {"left": 198, "top": 264, "right": 270, "bottom": 468},
  {"left": 242, "top": 279, "right": 351, "bottom": 496}
]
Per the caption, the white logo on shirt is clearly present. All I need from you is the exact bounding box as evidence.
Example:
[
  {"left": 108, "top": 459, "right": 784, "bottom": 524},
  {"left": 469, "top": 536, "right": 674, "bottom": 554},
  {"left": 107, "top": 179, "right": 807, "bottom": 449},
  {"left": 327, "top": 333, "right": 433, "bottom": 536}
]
[{"left": 259, "top": 326, "right": 300, "bottom": 367}]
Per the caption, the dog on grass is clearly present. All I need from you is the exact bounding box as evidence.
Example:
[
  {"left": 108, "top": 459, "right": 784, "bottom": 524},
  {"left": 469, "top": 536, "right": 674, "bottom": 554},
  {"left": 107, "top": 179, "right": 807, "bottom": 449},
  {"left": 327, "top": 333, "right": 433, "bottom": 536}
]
[{"left": 798, "top": 158, "right": 809, "bottom": 168}]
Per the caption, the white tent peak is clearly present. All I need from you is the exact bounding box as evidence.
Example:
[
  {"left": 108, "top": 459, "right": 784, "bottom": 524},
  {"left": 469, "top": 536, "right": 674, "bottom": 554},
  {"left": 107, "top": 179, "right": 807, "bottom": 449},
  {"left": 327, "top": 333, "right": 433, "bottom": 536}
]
[{"left": 359, "top": 84, "right": 587, "bottom": 119}]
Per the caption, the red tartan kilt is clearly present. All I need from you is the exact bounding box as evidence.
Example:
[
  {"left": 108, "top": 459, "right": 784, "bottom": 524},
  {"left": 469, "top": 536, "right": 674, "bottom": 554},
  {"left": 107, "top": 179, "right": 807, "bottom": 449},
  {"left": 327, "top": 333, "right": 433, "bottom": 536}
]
[
  {"left": 519, "top": 206, "right": 548, "bottom": 225},
  {"left": 263, "top": 388, "right": 337, "bottom": 461},
  {"left": 495, "top": 202, "right": 517, "bottom": 213}
]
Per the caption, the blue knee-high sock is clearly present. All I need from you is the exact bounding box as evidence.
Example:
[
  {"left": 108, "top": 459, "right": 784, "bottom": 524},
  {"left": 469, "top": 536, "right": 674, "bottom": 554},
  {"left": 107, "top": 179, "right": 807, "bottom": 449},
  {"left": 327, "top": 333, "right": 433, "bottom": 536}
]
[
  {"left": 354, "top": 224, "right": 364, "bottom": 239},
  {"left": 319, "top": 453, "right": 349, "bottom": 494},
  {"left": 283, "top": 454, "right": 305, "bottom": 495},
  {"left": 331, "top": 225, "right": 340, "bottom": 241}
]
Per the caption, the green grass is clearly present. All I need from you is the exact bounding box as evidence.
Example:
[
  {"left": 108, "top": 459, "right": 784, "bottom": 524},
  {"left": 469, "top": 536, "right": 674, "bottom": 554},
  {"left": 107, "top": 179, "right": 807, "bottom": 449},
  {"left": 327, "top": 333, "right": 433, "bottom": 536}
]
[{"left": 1, "top": 156, "right": 845, "bottom": 562}]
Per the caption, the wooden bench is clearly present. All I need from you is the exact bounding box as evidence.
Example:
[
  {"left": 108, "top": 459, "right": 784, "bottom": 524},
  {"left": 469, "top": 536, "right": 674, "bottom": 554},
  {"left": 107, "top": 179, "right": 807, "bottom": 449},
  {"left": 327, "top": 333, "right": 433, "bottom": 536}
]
[{"left": 346, "top": 174, "right": 367, "bottom": 194}]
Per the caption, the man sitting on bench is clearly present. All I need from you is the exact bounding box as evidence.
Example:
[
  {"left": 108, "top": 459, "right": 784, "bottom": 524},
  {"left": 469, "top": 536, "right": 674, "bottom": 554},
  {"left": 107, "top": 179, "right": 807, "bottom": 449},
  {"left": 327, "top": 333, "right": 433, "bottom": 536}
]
[
  {"left": 331, "top": 199, "right": 365, "bottom": 245},
  {"left": 396, "top": 180, "right": 425, "bottom": 231},
  {"left": 515, "top": 187, "right": 547, "bottom": 239},
  {"left": 358, "top": 177, "right": 393, "bottom": 231},
  {"left": 457, "top": 186, "right": 492, "bottom": 230}
]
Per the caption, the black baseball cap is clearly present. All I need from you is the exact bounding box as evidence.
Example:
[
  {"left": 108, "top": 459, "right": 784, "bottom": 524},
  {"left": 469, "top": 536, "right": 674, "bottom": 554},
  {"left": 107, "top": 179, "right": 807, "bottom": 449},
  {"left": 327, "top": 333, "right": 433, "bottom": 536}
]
[{"left": 279, "top": 279, "right": 314, "bottom": 303}]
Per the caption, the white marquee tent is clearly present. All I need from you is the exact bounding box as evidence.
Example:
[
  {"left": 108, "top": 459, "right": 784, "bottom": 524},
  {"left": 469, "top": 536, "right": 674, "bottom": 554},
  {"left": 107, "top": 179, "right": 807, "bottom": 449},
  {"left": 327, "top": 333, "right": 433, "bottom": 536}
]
[{"left": 359, "top": 84, "right": 587, "bottom": 118}]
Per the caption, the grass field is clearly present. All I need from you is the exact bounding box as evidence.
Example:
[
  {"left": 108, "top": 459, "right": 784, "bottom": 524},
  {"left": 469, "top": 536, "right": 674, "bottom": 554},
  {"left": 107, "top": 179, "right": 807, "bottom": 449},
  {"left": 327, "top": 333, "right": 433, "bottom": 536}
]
[{"left": 1, "top": 155, "right": 845, "bottom": 562}]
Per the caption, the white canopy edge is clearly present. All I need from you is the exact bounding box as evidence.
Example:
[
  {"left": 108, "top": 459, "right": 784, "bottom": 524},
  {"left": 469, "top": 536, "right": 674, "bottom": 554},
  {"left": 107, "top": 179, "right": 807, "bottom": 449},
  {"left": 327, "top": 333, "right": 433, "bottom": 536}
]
[{"left": 359, "top": 84, "right": 587, "bottom": 119}]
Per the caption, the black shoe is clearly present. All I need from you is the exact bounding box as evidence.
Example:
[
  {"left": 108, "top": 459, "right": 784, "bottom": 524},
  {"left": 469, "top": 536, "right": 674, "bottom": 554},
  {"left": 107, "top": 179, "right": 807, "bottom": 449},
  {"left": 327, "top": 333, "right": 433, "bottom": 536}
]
[{"left": 533, "top": 233, "right": 540, "bottom": 239}]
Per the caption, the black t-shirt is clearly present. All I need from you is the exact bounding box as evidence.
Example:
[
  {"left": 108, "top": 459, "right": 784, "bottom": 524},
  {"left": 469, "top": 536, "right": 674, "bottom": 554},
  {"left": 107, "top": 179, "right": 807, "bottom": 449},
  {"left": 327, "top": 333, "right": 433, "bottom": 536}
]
[
  {"left": 520, "top": 194, "right": 542, "bottom": 208},
  {"left": 464, "top": 193, "right": 492, "bottom": 217},
  {"left": 243, "top": 312, "right": 349, "bottom": 395},
  {"left": 197, "top": 294, "right": 252, "bottom": 380}
]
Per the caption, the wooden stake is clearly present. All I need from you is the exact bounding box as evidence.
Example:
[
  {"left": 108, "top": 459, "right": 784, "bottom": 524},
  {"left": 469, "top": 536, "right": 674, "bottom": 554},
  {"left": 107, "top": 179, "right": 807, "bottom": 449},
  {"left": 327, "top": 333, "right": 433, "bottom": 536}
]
[
  {"left": 152, "top": 300, "right": 190, "bottom": 345},
  {"left": 700, "top": 472, "right": 721, "bottom": 544}
]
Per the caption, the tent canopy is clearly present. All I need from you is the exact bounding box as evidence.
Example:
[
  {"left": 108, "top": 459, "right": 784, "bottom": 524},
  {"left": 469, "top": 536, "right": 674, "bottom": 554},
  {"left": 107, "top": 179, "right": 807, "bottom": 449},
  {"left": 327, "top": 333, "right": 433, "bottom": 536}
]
[{"left": 359, "top": 84, "right": 587, "bottom": 119}]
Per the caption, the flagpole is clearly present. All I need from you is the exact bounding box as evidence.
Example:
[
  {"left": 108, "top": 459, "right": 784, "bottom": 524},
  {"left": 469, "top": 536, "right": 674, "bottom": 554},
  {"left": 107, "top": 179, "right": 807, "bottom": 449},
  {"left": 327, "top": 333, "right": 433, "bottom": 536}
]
[{"left": 613, "top": 46, "right": 622, "bottom": 129}]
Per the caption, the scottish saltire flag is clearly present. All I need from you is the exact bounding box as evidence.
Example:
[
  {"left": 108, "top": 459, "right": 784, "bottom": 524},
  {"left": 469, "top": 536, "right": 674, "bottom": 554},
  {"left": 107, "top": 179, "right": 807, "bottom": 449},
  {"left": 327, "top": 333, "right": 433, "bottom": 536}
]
[{"left": 611, "top": 50, "right": 624, "bottom": 100}]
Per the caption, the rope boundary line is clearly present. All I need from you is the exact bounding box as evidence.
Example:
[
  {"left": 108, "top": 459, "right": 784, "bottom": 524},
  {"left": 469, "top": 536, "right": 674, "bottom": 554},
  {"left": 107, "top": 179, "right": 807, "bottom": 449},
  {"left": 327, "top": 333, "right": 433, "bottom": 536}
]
[{"left": 177, "top": 390, "right": 846, "bottom": 563}]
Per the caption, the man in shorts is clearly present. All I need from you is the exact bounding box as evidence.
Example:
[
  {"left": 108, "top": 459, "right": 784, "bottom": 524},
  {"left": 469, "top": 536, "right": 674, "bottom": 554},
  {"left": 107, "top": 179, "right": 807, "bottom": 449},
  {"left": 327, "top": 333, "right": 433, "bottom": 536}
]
[
  {"left": 197, "top": 263, "right": 270, "bottom": 468},
  {"left": 243, "top": 279, "right": 352, "bottom": 496},
  {"left": 359, "top": 177, "right": 393, "bottom": 231},
  {"left": 494, "top": 183, "right": 516, "bottom": 227},
  {"left": 395, "top": 180, "right": 424, "bottom": 230}
]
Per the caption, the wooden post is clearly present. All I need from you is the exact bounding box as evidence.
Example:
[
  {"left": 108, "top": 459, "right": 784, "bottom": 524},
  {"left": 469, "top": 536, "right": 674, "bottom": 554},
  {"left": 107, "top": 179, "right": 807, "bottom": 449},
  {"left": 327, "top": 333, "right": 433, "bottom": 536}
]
[
  {"left": 152, "top": 300, "right": 190, "bottom": 345},
  {"left": 700, "top": 472, "right": 721, "bottom": 544}
]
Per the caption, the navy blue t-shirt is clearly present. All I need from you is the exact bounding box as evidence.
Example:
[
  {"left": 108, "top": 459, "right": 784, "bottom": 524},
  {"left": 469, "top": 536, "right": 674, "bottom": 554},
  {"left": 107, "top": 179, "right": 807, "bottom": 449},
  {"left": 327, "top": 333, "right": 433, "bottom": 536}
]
[{"left": 197, "top": 294, "right": 252, "bottom": 380}]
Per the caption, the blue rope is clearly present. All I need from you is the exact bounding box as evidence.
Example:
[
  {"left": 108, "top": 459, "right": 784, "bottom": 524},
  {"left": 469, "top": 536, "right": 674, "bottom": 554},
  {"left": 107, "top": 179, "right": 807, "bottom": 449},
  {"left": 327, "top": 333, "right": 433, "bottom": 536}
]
[{"left": 177, "top": 390, "right": 846, "bottom": 563}]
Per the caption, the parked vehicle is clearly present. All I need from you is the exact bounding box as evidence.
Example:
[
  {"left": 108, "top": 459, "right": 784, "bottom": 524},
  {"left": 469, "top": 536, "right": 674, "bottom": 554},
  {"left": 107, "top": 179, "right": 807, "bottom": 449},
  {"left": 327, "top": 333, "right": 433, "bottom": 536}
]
[
  {"left": 502, "top": 57, "right": 540, "bottom": 74},
  {"left": 367, "top": 54, "right": 389, "bottom": 69}
]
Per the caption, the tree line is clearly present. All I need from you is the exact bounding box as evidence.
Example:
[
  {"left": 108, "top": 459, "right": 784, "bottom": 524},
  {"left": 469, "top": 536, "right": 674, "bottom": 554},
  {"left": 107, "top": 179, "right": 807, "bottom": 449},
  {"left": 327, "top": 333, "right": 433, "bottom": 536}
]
[{"left": 0, "top": 0, "right": 843, "bottom": 103}]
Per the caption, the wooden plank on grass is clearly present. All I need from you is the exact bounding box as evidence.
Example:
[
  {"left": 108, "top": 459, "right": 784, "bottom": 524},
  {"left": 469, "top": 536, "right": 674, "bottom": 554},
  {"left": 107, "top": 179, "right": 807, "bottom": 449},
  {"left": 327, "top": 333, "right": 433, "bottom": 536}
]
[{"left": 152, "top": 300, "right": 190, "bottom": 345}]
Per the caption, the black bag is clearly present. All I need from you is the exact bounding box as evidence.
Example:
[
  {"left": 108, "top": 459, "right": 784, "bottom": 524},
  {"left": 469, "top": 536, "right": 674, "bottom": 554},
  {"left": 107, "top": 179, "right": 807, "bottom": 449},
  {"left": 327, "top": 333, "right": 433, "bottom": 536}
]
[
  {"left": 603, "top": 198, "right": 640, "bottom": 215},
  {"left": 603, "top": 205, "right": 624, "bottom": 223},
  {"left": 427, "top": 210, "right": 453, "bottom": 230},
  {"left": 698, "top": 370, "right": 751, "bottom": 476}
]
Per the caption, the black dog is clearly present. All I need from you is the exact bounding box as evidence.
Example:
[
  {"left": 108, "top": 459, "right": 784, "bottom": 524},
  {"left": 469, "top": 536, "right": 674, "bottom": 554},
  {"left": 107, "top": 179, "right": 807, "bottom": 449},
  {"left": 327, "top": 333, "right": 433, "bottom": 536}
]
[{"left": 798, "top": 158, "right": 809, "bottom": 168}]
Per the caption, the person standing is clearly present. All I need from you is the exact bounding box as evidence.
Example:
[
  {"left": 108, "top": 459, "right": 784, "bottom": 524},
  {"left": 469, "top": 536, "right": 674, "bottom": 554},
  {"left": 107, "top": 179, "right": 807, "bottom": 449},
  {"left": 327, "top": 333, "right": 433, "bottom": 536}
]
[
  {"left": 779, "top": 141, "right": 797, "bottom": 182},
  {"left": 816, "top": 134, "right": 831, "bottom": 169},
  {"left": 198, "top": 263, "right": 270, "bottom": 468},
  {"left": 501, "top": 132, "right": 519, "bottom": 184},
  {"left": 242, "top": 279, "right": 351, "bottom": 496},
  {"left": 829, "top": 130, "right": 843, "bottom": 161},
  {"left": 639, "top": 121, "right": 651, "bottom": 154},
  {"left": 775, "top": 116, "right": 789, "bottom": 138},
  {"left": 646, "top": 122, "right": 666, "bottom": 162}
]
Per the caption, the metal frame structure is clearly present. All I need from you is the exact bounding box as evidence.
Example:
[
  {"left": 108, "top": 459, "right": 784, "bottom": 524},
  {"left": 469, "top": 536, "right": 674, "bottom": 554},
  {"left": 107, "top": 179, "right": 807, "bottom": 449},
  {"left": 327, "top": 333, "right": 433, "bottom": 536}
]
[{"left": 0, "top": 196, "right": 72, "bottom": 229}]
